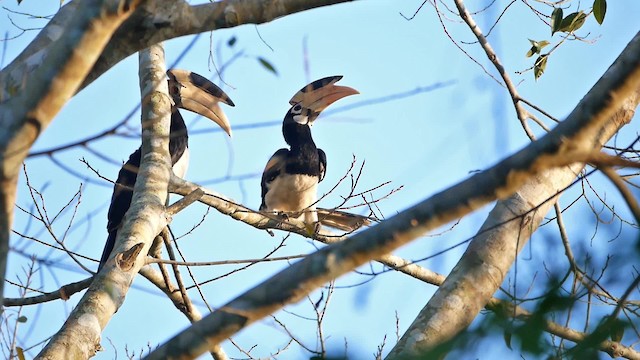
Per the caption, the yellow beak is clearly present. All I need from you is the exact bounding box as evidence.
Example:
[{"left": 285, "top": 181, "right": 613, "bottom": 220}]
[
  {"left": 167, "top": 69, "right": 234, "bottom": 136},
  {"left": 289, "top": 75, "right": 359, "bottom": 114}
]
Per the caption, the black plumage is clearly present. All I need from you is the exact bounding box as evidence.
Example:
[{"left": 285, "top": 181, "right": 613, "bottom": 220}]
[
  {"left": 260, "top": 76, "right": 369, "bottom": 231},
  {"left": 98, "top": 70, "right": 233, "bottom": 271}
]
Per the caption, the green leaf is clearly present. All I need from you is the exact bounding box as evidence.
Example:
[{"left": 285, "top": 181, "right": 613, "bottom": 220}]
[
  {"left": 526, "top": 47, "right": 535, "bottom": 58},
  {"left": 559, "top": 11, "right": 587, "bottom": 33},
  {"left": 534, "top": 54, "right": 548, "bottom": 80},
  {"left": 17, "top": 315, "right": 27, "bottom": 323},
  {"left": 550, "top": 7, "right": 563, "bottom": 35},
  {"left": 257, "top": 57, "right": 278, "bottom": 76},
  {"left": 593, "top": 0, "right": 607, "bottom": 25},
  {"left": 16, "top": 347, "right": 25, "bottom": 360},
  {"left": 526, "top": 39, "right": 549, "bottom": 58},
  {"left": 227, "top": 36, "right": 237, "bottom": 47}
]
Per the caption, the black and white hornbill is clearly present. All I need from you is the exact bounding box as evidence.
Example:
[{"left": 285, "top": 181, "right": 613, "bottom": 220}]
[
  {"left": 98, "top": 69, "right": 234, "bottom": 270},
  {"left": 260, "top": 76, "right": 370, "bottom": 232}
]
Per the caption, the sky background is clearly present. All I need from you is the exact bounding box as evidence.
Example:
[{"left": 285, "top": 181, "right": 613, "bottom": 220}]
[{"left": 2, "top": 1, "right": 640, "bottom": 358}]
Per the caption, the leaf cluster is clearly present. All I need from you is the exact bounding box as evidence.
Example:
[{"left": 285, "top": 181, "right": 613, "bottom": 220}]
[{"left": 528, "top": 0, "right": 607, "bottom": 80}]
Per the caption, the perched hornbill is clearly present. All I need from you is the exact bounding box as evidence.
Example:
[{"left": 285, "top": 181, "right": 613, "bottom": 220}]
[
  {"left": 98, "top": 69, "right": 234, "bottom": 270},
  {"left": 260, "top": 76, "right": 370, "bottom": 232}
]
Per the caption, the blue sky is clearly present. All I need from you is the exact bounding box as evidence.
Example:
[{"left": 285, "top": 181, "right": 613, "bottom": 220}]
[{"left": 3, "top": 1, "right": 640, "bottom": 358}]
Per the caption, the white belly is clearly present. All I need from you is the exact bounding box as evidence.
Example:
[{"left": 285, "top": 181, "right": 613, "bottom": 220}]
[
  {"left": 264, "top": 173, "right": 318, "bottom": 222},
  {"left": 172, "top": 147, "right": 189, "bottom": 179}
]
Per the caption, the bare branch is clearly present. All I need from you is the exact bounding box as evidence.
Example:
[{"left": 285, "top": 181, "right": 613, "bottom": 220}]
[
  {"left": 145, "top": 30, "right": 640, "bottom": 360},
  {"left": 35, "top": 43, "right": 173, "bottom": 359},
  {"left": 4, "top": 277, "right": 93, "bottom": 307},
  {"left": 166, "top": 188, "right": 205, "bottom": 217},
  {"left": 386, "top": 29, "right": 640, "bottom": 358},
  {"left": 0, "top": 0, "right": 142, "bottom": 313},
  {"left": 599, "top": 167, "right": 640, "bottom": 226}
]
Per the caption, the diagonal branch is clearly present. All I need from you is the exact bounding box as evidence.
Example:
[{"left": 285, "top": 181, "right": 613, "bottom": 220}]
[
  {"left": 0, "top": 0, "right": 357, "bottom": 308},
  {"left": 145, "top": 30, "right": 640, "bottom": 360},
  {"left": 0, "top": 0, "right": 143, "bottom": 320},
  {"left": 385, "top": 31, "right": 640, "bottom": 358},
  {"left": 34, "top": 43, "right": 173, "bottom": 360},
  {"left": 0, "top": 0, "right": 356, "bottom": 100}
]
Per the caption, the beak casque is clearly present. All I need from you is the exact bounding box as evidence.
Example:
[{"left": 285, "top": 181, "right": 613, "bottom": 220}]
[
  {"left": 167, "top": 69, "right": 234, "bottom": 136},
  {"left": 289, "top": 75, "right": 359, "bottom": 113}
]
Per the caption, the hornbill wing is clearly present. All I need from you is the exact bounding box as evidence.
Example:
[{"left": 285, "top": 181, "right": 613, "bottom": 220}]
[
  {"left": 289, "top": 75, "right": 359, "bottom": 116},
  {"left": 98, "top": 70, "right": 234, "bottom": 271},
  {"left": 260, "top": 148, "right": 289, "bottom": 211},
  {"left": 318, "top": 148, "right": 327, "bottom": 183},
  {"left": 167, "top": 69, "right": 234, "bottom": 136},
  {"left": 99, "top": 148, "right": 141, "bottom": 269},
  {"left": 316, "top": 208, "right": 374, "bottom": 232}
]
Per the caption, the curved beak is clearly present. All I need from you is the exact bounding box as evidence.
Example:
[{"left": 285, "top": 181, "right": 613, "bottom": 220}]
[
  {"left": 167, "top": 69, "right": 234, "bottom": 136},
  {"left": 289, "top": 75, "right": 359, "bottom": 115}
]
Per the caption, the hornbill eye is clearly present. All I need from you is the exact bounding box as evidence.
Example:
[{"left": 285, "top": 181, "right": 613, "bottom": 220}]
[{"left": 292, "top": 104, "right": 303, "bottom": 113}]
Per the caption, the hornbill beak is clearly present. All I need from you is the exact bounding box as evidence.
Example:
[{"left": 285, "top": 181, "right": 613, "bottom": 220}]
[
  {"left": 289, "top": 75, "right": 359, "bottom": 119},
  {"left": 167, "top": 69, "right": 234, "bottom": 136}
]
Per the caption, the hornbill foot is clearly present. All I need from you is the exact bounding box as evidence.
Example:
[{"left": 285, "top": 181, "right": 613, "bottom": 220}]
[
  {"left": 261, "top": 210, "right": 289, "bottom": 222},
  {"left": 278, "top": 212, "right": 290, "bottom": 221},
  {"left": 305, "top": 222, "right": 321, "bottom": 236}
]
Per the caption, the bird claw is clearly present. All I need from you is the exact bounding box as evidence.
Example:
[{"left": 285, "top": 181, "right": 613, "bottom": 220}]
[
  {"left": 279, "top": 212, "right": 290, "bottom": 221},
  {"left": 305, "top": 222, "right": 321, "bottom": 236}
]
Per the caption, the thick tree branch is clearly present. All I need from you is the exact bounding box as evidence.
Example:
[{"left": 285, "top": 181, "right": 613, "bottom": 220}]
[
  {"left": 84, "top": 0, "right": 356, "bottom": 87},
  {"left": 170, "top": 175, "right": 447, "bottom": 285},
  {"left": 485, "top": 298, "right": 640, "bottom": 360},
  {"left": 385, "top": 32, "right": 640, "bottom": 358},
  {"left": 139, "top": 266, "right": 228, "bottom": 360},
  {"left": 144, "top": 29, "right": 640, "bottom": 360},
  {"left": 0, "top": 0, "right": 142, "bottom": 319},
  {"left": 35, "top": 44, "right": 173, "bottom": 360},
  {"left": 0, "top": 0, "right": 355, "bottom": 98},
  {"left": 0, "top": 0, "right": 354, "bottom": 308}
]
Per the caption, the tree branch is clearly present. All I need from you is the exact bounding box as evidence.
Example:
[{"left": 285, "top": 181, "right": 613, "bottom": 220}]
[
  {"left": 0, "top": 0, "right": 355, "bottom": 311},
  {"left": 144, "top": 29, "right": 640, "bottom": 360},
  {"left": 35, "top": 43, "right": 173, "bottom": 360},
  {"left": 0, "top": 0, "right": 142, "bottom": 323},
  {"left": 139, "top": 266, "right": 228, "bottom": 360},
  {"left": 386, "top": 30, "right": 640, "bottom": 358}
]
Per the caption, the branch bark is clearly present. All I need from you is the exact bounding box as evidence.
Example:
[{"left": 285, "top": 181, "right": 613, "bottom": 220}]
[
  {"left": 385, "top": 32, "right": 640, "bottom": 358},
  {"left": 35, "top": 44, "right": 173, "bottom": 360},
  {"left": 143, "top": 30, "right": 640, "bottom": 360},
  {"left": 139, "top": 266, "right": 228, "bottom": 360},
  {"left": 0, "top": 0, "right": 141, "bottom": 317},
  {"left": 0, "top": 0, "right": 354, "bottom": 100},
  {"left": 0, "top": 0, "right": 352, "bottom": 325}
]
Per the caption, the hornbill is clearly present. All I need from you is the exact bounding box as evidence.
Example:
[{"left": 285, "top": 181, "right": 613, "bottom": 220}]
[
  {"left": 260, "top": 76, "right": 370, "bottom": 232},
  {"left": 98, "top": 69, "right": 234, "bottom": 270}
]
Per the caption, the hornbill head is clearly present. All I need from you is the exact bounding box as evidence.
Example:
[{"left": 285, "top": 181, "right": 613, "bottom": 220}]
[
  {"left": 287, "top": 75, "right": 359, "bottom": 126},
  {"left": 166, "top": 69, "right": 234, "bottom": 136}
]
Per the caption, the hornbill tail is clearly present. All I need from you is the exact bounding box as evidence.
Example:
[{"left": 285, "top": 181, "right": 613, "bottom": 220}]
[
  {"left": 289, "top": 75, "right": 359, "bottom": 119},
  {"left": 167, "top": 69, "right": 234, "bottom": 136},
  {"left": 316, "top": 208, "right": 373, "bottom": 232}
]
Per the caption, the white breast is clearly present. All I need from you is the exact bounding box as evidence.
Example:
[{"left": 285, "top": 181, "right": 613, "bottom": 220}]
[
  {"left": 264, "top": 173, "right": 318, "bottom": 213},
  {"left": 172, "top": 147, "right": 190, "bottom": 179}
]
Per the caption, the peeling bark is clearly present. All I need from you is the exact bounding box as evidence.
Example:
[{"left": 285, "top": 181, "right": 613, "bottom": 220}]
[
  {"left": 385, "top": 33, "right": 640, "bottom": 359},
  {"left": 0, "top": 0, "right": 352, "bottom": 327},
  {"left": 0, "top": 0, "right": 141, "bottom": 316},
  {"left": 144, "top": 30, "right": 640, "bottom": 360},
  {"left": 35, "top": 44, "right": 173, "bottom": 360}
]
